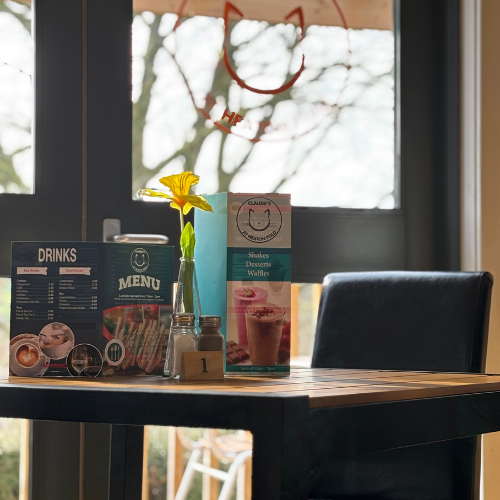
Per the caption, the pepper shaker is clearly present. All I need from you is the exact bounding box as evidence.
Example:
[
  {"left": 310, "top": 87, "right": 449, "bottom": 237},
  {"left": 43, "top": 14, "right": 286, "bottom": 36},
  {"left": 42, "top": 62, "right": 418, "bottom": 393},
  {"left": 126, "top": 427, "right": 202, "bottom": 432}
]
[{"left": 199, "top": 315, "right": 224, "bottom": 351}]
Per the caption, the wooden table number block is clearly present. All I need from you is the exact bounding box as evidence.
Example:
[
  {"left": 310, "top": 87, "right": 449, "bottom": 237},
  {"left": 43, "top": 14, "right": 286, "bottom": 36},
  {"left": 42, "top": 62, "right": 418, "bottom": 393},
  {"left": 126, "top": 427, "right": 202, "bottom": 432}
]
[{"left": 180, "top": 351, "right": 224, "bottom": 381}]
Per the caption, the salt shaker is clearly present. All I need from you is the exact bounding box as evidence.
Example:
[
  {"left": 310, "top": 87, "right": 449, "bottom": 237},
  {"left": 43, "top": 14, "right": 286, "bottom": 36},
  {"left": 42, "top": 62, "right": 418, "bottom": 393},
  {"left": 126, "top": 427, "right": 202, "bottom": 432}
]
[
  {"left": 199, "top": 316, "right": 224, "bottom": 352},
  {"left": 164, "top": 313, "right": 198, "bottom": 379}
]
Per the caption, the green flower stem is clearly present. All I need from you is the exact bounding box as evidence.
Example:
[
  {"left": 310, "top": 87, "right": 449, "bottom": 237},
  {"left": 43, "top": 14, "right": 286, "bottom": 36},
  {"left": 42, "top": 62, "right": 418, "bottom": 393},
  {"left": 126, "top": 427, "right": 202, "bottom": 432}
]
[
  {"left": 179, "top": 213, "right": 194, "bottom": 313},
  {"left": 179, "top": 210, "right": 185, "bottom": 235},
  {"left": 183, "top": 258, "right": 194, "bottom": 313}
]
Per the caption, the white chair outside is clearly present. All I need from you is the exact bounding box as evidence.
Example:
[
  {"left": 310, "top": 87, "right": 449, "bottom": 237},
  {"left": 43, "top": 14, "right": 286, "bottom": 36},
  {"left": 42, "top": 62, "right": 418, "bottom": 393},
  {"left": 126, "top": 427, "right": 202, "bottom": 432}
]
[{"left": 174, "top": 428, "right": 252, "bottom": 500}]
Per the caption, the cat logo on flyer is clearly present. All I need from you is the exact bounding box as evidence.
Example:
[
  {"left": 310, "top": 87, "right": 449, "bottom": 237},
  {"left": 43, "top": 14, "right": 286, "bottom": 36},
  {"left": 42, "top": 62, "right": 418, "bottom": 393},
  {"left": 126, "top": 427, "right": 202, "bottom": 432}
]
[
  {"left": 130, "top": 248, "right": 150, "bottom": 273},
  {"left": 236, "top": 197, "right": 282, "bottom": 244}
]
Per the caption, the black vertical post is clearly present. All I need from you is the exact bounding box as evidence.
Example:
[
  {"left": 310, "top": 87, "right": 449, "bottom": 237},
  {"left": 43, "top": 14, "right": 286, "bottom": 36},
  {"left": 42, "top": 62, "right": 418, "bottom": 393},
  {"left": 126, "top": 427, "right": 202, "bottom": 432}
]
[
  {"left": 30, "top": 421, "right": 80, "bottom": 500},
  {"left": 84, "top": 424, "right": 113, "bottom": 500},
  {"left": 34, "top": 0, "right": 83, "bottom": 242},
  {"left": 31, "top": 0, "right": 84, "bottom": 496},
  {"left": 398, "top": 0, "right": 461, "bottom": 271},
  {"left": 249, "top": 397, "right": 310, "bottom": 500},
  {"left": 109, "top": 425, "right": 145, "bottom": 500}
]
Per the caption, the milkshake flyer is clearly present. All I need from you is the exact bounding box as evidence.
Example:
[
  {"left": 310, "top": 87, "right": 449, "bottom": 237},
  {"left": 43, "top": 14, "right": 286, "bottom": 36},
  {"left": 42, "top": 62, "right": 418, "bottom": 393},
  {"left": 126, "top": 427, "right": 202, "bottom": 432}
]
[{"left": 195, "top": 193, "right": 291, "bottom": 375}]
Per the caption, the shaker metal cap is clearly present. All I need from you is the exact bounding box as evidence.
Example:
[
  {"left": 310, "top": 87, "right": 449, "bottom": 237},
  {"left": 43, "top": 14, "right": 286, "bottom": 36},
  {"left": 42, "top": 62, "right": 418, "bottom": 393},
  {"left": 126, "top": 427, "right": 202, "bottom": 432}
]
[
  {"left": 199, "top": 315, "right": 222, "bottom": 328},
  {"left": 172, "top": 313, "right": 195, "bottom": 326}
]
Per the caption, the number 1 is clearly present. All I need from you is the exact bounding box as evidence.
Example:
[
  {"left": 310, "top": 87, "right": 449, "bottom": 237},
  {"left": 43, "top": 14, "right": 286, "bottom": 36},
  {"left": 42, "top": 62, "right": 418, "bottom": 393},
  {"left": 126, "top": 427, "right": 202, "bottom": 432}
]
[{"left": 201, "top": 357, "right": 208, "bottom": 373}]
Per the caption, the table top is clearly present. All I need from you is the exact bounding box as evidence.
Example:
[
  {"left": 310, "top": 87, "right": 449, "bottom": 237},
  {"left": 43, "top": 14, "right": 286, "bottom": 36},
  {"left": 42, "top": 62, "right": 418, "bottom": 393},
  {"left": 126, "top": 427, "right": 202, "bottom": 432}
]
[{"left": 4, "top": 368, "right": 500, "bottom": 409}]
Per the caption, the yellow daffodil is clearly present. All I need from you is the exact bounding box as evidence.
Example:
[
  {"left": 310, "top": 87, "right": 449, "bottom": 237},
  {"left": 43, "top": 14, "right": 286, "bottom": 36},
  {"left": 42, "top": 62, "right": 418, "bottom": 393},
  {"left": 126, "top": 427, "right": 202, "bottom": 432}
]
[
  {"left": 140, "top": 172, "right": 214, "bottom": 305},
  {"left": 139, "top": 171, "right": 213, "bottom": 215}
]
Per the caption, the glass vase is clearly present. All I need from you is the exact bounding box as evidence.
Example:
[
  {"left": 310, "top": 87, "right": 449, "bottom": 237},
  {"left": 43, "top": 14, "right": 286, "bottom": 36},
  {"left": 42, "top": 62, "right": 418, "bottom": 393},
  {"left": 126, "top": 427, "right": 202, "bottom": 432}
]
[{"left": 173, "top": 257, "right": 202, "bottom": 321}]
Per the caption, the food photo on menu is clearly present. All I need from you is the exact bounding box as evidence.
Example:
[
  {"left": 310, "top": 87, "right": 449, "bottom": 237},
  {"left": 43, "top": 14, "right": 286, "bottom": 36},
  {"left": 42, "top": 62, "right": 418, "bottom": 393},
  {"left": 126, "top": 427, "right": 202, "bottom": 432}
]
[{"left": 102, "top": 304, "right": 172, "bottom": 376}]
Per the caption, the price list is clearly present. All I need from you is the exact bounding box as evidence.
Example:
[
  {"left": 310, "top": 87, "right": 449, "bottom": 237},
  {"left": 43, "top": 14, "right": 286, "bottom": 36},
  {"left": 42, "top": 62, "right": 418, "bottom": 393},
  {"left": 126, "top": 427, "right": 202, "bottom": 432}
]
[
  {"left": 58, "top": 278, "right": 99, "bottom": 315},
  {"left": 14, "top": 279, "right": 55, "bottom": 321},
  {"left": 14, "top": 276, "right": 100, "bottom": 321},
  {"left": 11, "top": 243, "right": 103, "bottom": 324}
]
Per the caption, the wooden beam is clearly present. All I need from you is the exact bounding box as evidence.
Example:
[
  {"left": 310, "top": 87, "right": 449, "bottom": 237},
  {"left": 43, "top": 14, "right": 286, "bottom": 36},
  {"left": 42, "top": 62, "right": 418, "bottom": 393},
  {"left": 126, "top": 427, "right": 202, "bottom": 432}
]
[
  {"left": 290, "top": 284, "right": 300, "bottom": 359},
  {"left": 133, "top": 0, "right": 393, "bottom": 31},
  {"left": 481, "top": 1, "right": 500, "bottom": 498},
  {"left": 244, "top": 451, "right": 252, "bottom": 500},
  {"left": 167, "top": 427, "right": 184, "bottom": 500},
  {"left": 19, "top": 420, "right": 30, "bottom": 500},
  {"left": 202, "top": 445, "right": 219, "bottom": 500}
]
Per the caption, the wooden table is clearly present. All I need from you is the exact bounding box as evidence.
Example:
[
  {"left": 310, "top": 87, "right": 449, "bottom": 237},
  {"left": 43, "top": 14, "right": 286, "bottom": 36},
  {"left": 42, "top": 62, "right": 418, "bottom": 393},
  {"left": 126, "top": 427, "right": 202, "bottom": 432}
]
[{"left": 3, "top": 368, "right": 500, "bottom": 499}]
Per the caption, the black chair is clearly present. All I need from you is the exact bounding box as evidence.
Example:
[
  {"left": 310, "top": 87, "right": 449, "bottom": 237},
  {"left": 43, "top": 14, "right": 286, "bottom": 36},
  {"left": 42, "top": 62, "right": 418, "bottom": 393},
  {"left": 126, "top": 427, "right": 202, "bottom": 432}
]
[{"left": 311, "top": 271, "right": 493, "bottom": 500}]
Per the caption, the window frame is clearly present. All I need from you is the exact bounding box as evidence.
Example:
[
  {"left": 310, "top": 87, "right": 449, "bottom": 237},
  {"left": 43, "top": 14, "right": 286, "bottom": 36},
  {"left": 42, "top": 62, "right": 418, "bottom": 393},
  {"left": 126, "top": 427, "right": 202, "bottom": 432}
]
[{"left": 0, "top": 0, "right": 84, "bottom": 277}]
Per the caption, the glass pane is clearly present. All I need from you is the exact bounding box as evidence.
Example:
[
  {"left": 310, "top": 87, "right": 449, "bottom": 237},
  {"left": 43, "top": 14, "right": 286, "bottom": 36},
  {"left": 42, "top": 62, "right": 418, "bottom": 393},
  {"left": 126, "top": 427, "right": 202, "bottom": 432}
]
[
  {"left": 290, "top": 283, "right": 321, "bottom": 367},
  {"left": 0, "top": 0, "right": 33, "bottom": 194},
  {"left": 0, "top": 277, "right": 11, "bottom": 375},
  {"left": 132, "top": 0, "right": 394, "bottom": 208},
  {"left": 0, "top": 277, "right": 29, "bottom": 500}
]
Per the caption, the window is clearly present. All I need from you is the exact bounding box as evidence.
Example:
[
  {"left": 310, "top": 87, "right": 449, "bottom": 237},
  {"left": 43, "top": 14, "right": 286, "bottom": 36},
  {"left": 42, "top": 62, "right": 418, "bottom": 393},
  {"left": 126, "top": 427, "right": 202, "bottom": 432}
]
[
  {"left": 132, "top": 1, "right": 395, "bottom": 209},
  {"left": 0, "top": 0, "right": 33, "bottom": 194}
]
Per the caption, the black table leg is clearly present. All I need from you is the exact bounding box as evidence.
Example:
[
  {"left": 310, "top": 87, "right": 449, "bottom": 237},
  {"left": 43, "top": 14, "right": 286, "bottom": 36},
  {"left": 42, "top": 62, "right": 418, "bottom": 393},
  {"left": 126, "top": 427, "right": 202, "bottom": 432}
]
[
  {"left": 84, "top": 423, "right": 113, "bottom": 500},
  {"left": 30, "top": 421, "right": 114, "bottom": 500},
  {"left": 109, "top": 424, "right": 144, "bottom": 500},
  {"left": 30, "top": 421, "right": 81, "bottom": 500},
  {"left": 250, "top": 396, "right": 310, "bottom": 500}
]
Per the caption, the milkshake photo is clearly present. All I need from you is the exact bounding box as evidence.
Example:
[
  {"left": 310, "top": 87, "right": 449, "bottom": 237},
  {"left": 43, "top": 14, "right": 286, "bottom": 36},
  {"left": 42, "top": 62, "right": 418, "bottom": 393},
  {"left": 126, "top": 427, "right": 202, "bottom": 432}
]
[
  {"left": 245, "top": 303, "right": 285, "bottom": 366},
  {"left": 233, "top": 286, "right": 268, "bottom": 346},
  {"left": 226, "top": 280, "right": 291, "bottom": 373}
]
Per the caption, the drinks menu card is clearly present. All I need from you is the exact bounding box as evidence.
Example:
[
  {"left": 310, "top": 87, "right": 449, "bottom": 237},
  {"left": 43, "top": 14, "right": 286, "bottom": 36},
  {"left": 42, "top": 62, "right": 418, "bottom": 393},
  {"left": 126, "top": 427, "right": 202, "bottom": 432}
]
[{"left": 10, "top": 242, "right": 174, "bottom": 377}]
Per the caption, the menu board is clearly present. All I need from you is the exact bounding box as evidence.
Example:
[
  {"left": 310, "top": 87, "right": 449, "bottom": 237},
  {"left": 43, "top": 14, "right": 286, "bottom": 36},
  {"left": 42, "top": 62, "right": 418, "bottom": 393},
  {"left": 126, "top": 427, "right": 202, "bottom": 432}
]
[
  {"left": 10, "top": 242, "right": 174, "bottom": 377},
  {"left": 195, "top": 193, "right": 291, "bottom": 376}
]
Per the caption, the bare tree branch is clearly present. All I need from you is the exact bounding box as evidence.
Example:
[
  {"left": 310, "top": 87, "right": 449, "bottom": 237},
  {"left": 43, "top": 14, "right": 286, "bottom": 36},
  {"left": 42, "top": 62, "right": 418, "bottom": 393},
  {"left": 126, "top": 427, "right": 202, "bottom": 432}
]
[
  {"left": 132, "top": 127, "right": 213, "bottom": 191},
  {"left": 214, "top": 29, "right": 307, "bottom": 189},
  {"left": 273, "top": 114, "right": 339, "bottom": 193},
  {"left": 133, "top": 18, "right": 236, "bottom": 192},
  {"left": 132, "top": 14, "right": 168, "bottom": 185},
  {"left": 0, "top": 1, "right": 31, "bottom": 33},
  {"left": 132, "top": 15, "right": 388, "bottom": 203},
  {"left": 0, "top": 142, "right": 29, "bottom": 192}
]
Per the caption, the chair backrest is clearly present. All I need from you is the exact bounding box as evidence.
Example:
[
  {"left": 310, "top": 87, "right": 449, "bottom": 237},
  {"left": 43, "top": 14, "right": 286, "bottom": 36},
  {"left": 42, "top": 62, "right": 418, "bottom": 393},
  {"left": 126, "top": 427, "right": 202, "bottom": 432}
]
[
  {"left": 310, "top": 271, "right": 493, "bottom": 500},
  {"left": 312, "top": 271, "right": 493, "bottom": 373}
]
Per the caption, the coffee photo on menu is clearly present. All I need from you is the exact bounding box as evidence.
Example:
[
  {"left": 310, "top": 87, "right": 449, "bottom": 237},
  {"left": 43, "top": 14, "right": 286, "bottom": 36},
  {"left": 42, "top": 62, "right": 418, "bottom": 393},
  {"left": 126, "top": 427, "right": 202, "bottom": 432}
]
[
  {"left": 9, "top": 333, "right": 49, "bottom": 377},
  {"left": 38, "top": 322, "right": 75, "bottom": 360}
]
